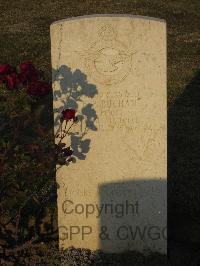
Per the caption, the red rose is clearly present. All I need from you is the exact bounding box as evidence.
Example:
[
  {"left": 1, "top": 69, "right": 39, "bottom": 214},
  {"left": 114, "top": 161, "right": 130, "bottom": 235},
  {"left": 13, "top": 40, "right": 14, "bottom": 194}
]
[
  {"left": 0, "top": 64, "right": 14, "bottom": 75},
  {"left": 3, "top": 72, "right": 20, "bottom": 90},
  {"left": 19, "top": 61, "right": 39, "bottom": 85},
  {"left": 19, "top": 61, "right": 34, "bottom": 72},
  {"left": 27, "top": 80, "right": 51, "bottom": 96},
  {"left": 61, "top": 109, "right": 76, "bottom": 120},
  {"left": 18, "top": 70, "right": 39, "bottom": 85}
]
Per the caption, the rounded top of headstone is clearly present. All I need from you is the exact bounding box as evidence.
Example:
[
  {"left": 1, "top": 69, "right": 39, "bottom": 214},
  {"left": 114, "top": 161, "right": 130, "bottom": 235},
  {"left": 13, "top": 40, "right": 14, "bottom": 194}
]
[{"left": 50, "top": 14, "right": 166, "bottom": 26}]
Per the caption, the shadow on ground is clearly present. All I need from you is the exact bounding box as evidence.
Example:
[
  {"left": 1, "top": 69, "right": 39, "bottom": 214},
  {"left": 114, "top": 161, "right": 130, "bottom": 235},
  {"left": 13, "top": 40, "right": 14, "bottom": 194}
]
[{"left": 168, "top": 70, "right": 200, "bottom": 265}]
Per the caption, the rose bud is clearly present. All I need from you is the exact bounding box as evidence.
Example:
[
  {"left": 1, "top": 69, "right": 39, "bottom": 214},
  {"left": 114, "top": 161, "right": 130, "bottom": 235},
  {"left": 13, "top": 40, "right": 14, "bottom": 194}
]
[
  {"left": 4, "top": 72, "right": 20, "bottom": 90},
  {"left": 27, "top": 80, "right": 51, "bottom": 96},
  {"left": 0, "top": 64, "right": 15, "bottom": 76},
  {"left": 20, "top": 61, "right": 35, "bottom": 72},
  {"left": 19, "top": 61, "right": 40, "bottom": 85},
  {"left": 61, "top": 109, "right": 76, "bottom": 121}
]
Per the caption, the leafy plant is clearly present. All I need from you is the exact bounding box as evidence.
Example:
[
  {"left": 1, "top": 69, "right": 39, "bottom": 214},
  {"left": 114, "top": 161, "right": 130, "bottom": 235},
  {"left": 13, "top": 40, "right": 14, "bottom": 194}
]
[{"left": 0, "top": 61, "right": 77, "bottom": 248}]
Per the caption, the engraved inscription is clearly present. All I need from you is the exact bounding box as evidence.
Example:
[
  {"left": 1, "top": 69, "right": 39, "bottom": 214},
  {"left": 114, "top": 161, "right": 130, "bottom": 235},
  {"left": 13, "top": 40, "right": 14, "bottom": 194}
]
[{"left": 92, "top": 89, "right": 141, "bottom": 131}]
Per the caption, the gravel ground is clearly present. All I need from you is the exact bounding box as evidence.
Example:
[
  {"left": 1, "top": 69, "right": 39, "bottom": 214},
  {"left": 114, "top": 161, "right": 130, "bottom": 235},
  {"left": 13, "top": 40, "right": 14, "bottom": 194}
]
[
  {"left": 1, "top": 241, "right": 200, "bottom": 266},
  {"left": 0, "top": 242, "right": 169, "bottom": 266}
]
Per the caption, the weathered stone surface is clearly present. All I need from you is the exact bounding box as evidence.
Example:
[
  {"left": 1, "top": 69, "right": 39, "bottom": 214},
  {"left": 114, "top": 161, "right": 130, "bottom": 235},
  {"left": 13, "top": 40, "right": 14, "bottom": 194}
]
[{"left": 51, "top": 15, "right": 167, "bottom": 254}]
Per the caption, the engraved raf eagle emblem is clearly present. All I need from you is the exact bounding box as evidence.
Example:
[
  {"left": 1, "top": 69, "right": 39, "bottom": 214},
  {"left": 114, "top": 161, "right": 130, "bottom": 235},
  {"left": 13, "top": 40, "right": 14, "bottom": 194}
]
[
  {"left": 75, "top": 24, "right": 135, "bottom": 86},
  {"left": 94, "top": 48, "right": 129, "bottom": 74}
]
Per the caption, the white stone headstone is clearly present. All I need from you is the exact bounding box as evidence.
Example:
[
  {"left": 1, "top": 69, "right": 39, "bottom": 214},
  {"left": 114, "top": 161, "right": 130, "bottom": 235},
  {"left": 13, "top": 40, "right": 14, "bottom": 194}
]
[{"left": 51, "top": 15, "right": 167, "bottom": 254}]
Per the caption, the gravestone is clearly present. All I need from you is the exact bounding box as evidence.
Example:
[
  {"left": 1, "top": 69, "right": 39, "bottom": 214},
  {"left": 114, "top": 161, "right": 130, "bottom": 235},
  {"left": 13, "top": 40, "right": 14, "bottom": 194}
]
[{"left": 51, "top": 15, "right": 167, "bottom": 254}]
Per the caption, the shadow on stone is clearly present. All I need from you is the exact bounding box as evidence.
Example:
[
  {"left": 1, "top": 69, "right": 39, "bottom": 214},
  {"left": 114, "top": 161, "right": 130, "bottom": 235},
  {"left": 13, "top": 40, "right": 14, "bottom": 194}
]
[
  {"left": 99, "top": 179, "right": 167, "bottom": 254},
  {"left": 52, "top": 65, "right": 98, "bottom": 160}
]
